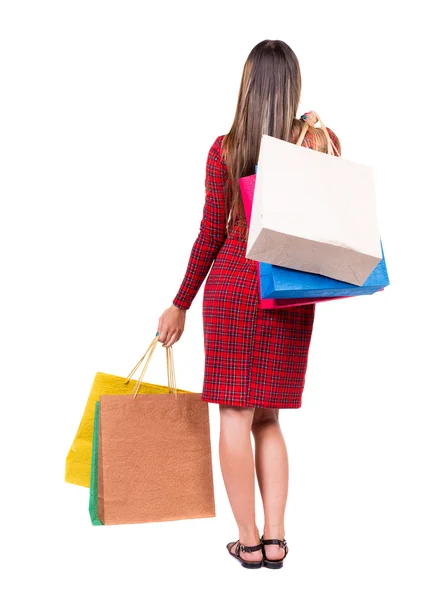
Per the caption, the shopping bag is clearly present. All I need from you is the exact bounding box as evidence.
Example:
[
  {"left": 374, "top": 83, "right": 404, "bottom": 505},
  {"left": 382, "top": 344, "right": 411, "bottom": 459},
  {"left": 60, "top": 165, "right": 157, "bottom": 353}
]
[
  {"left": 96, "top": 335, "right": 215, "bottom": 526},
  {"left": 239, "top": 173, "right": 351, "bottom": 307},
  {"left": 89, "top": 400, "right": 103, "bottom": 526},
  {"left": 246, "top": 115, "right": 383, "bottom": 286},
  {"left": 260, "top": 248, "right": 389, "bottom": 299},
  {"left": 65, "top": 341, "right": 192, "bottom": 488}
]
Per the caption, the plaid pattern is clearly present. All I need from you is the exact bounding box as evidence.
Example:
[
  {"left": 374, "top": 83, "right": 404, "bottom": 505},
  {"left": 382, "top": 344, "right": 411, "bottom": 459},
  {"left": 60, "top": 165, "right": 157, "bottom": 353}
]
[
  {"left": 173, "top": 137, "right": 229, "bottom": 311},
  {"left": 173, "top": 130, "right": 338, "bottom": 409}
]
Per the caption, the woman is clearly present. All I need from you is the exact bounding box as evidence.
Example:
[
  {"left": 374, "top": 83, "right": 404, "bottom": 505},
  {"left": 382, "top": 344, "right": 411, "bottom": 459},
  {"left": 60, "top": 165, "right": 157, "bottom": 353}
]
[{"left": 157, "top": 39, "right": 341, "bottom": 569}]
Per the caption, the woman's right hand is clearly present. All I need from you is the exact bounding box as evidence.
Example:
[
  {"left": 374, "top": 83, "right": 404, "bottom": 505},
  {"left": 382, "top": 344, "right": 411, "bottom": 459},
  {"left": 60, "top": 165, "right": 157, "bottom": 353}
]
[
  {"left": 157, "top": 304, "right": 186, "bottom": 348},
  {"left": 301, "top": 111, "right": 319, "bottom": 126}
]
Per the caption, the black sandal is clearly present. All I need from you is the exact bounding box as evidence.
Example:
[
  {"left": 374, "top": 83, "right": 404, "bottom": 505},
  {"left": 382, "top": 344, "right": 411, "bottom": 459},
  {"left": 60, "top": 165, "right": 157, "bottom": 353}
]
[
  {"left": 260, "top": 535, "right": 289, "bottom": 569},
  {"left": 226, "top": 540, "right": 264, "bottom": 569}
]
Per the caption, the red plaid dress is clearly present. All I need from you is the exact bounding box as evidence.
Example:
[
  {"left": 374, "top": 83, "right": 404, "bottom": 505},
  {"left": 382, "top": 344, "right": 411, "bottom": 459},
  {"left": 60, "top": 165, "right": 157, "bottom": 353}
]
[{"left": 173, "top": 129, "right": 339, "bottom": 409}]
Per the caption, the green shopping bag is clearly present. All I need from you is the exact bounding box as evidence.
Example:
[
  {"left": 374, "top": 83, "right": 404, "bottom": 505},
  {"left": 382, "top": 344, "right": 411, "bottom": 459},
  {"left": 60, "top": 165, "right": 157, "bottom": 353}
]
[{"left": 89, "top": 401, "right": 103, "bottom": 526}]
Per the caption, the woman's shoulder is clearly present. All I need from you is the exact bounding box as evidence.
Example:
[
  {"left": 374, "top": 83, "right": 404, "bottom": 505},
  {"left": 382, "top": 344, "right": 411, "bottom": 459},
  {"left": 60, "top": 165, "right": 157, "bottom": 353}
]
[
  {"left": 207, "top": 135, "right": 228, "bottom": 166},
  {"left": 304, "top": 125, "right": 341, "bottom": 155},
  {"left": 212, "top": 134, "right": 226, "bottom": 152},
  {"left": 323, "top": 126, "right": 339, "bottom": 146},
  {"left": 323, "top": 126, "right": 341, "bottom": 155},
  {"left": 207, "top": 134, "right": 226, "bottom": 151}
]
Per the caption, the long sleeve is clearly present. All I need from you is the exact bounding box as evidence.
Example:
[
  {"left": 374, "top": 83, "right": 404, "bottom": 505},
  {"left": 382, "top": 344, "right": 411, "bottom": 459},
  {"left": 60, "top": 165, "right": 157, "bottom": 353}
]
[{"left": 172, "top": 136, "right": 228, "bottom": 311}]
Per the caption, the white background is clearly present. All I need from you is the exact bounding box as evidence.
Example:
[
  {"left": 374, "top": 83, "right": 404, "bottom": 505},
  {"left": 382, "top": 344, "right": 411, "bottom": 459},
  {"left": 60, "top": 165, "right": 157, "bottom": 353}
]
[{"left": 1, "top": 1, "right": 439, "bottom": 598}]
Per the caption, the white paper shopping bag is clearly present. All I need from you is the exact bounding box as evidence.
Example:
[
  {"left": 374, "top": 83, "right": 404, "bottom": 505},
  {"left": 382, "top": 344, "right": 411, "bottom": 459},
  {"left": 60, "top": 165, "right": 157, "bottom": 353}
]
[{"left": 246, "top": 130, "right": 382, "bottom": 286}]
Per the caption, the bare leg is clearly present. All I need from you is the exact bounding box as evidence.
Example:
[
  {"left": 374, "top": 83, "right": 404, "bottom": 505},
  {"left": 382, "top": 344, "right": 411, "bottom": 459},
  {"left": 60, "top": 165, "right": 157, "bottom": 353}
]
[
  {"left": 251, "top": 408, "right": 288, "bottom": 561},
  {"left": 219, "top": 404, "right": 263, "bottom": 562}
]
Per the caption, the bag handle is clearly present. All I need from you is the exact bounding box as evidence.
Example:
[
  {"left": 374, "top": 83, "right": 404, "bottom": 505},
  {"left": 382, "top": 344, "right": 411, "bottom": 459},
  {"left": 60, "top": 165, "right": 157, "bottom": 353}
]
[
  {"left": 296, "top": 113, "right": 341, "bottom": 157},
  {"left": 123, "top": 333, "right": 178, "bottom": 399}
]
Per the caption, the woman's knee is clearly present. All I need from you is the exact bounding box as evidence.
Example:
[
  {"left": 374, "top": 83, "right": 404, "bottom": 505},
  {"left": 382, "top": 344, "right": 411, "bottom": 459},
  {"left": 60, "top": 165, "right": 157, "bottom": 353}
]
[
  {"left": 251, "top": 408, "right": 279, "bottom": 434},
  {"left": 219, "top": 405, "right": 255, "bottom": 430}
]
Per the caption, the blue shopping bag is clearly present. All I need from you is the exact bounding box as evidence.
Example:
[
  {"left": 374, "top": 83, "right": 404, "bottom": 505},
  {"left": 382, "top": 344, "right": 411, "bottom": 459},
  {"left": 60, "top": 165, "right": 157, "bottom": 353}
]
[{"left": 260, "top": 243, "right": 390, "bottom": 299}]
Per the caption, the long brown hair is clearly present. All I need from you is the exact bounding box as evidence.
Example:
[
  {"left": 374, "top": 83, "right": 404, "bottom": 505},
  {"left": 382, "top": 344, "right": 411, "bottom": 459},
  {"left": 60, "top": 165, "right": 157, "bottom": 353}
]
[{"left": 222, "top": 39, "right": 341, "bottom": 240}]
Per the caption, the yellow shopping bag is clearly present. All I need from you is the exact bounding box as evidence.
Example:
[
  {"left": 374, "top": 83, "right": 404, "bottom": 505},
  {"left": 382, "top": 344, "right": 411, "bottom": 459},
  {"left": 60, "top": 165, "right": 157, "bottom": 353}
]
[{"left": 65, "top": 334, "right": 192, "bottom": 487}]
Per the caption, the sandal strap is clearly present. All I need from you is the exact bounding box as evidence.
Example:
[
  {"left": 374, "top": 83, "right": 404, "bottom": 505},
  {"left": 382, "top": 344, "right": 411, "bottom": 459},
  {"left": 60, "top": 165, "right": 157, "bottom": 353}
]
[
  {"left": 261, "top": 536, "right": 288, "bottom": 549},
  {"left": 237, "top": 541, "right": 263, "bottom": 555}
]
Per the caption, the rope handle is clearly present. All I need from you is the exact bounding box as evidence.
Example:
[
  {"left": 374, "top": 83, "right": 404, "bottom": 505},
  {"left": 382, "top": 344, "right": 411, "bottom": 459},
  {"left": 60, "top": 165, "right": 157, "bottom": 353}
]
[
  {"left": 296, "top": 113, "right": 341, "bottom": 157},
  {"left": 123, "top": 333, "right": 178, "bottom": 399}
]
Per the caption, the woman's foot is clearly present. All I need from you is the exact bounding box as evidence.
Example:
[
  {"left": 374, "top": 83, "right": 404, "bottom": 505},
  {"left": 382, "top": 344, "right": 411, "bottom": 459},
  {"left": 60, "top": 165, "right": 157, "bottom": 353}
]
[
  {"left": 228, "top": 526, "right": 263, "bottom": 563},
  {"left": 228, "top": 540, "right": 263, "bottom": 563},
  {"left": 262, "top": 528, "right": 287, "bottom": 561}
]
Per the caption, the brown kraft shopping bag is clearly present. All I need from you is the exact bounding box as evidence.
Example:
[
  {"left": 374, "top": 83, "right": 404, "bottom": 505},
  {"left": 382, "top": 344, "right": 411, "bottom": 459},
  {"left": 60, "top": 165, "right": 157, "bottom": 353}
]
[{"left": 97, "top": 334, "right": 215, "bottom": 525}]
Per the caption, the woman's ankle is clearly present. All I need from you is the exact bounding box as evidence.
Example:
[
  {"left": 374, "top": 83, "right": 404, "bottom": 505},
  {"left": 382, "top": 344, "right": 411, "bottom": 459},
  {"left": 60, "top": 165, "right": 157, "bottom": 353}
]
[
  {"left": 238, "top": 524, "right": 261, "bottom": 545},
  {"left": 263, "top": 523, "right": 285, "bottom": 540}
]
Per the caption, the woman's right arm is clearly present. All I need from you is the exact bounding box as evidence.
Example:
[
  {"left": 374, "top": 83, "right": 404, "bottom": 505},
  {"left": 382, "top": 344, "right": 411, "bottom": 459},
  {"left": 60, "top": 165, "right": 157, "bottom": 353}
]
[
  {"left": 157, "top": 136, "right": 228, "bottom": 347},
  {"left": 172, "top": 135, "right": 228, "bottom": 311}
]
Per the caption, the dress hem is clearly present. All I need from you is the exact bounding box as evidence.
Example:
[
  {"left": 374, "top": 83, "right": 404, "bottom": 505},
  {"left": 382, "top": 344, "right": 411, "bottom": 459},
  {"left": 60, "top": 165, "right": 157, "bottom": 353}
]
[{"left": 200, "top": 395, "right": 302, "bottom": 410}]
